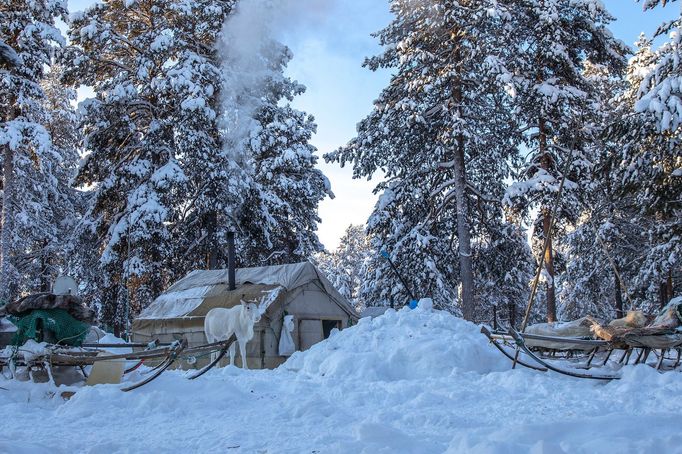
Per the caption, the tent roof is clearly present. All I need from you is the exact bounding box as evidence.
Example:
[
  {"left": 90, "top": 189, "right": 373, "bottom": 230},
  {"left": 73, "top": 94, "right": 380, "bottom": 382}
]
[
  {"left": 360, "top": 306, "right": 390, "bottom": 319},
  {"left": 137, "top": 261, "right": 358, "bottom": 320}
]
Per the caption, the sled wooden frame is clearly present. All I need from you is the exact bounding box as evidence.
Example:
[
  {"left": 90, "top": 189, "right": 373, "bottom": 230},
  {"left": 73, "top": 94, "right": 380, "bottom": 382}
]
[
  {"left": 507, "top": 329, "right": 621, "bottom": 380},
  {"left": 484, "top": 328, "right": 612, "bottom": 350},
  {"left": 121, "top": 339, "right": 188, "bottom": 392},
  {"left": 0, "top": 339, "right": 230, "bottom": 367},
  {"left": 116, "top": 338, "right": 240, "bottom": 388},
  {"left": 0, "top": 336, "right": 242, "bottom": 390},
  {"left": 0, "top": 339, "right": 187, "bottom": 390},
  {"left": 186, "top": 334, "right": 237, "bottom": 380},
  {"left": 482, "top": 326, "right": 621, "bottom": 379}
]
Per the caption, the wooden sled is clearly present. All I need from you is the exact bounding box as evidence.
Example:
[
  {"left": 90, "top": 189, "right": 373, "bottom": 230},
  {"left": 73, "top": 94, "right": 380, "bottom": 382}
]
[
  {"left": 482, "top": 325, "right": 682, "bottom": 380},
  {"left": 1, "top": 334, "right": 248, "bottom": 391},
  {"left": 0, "top": 338, "right": 184, "bottom": 391},
  {"left": 507, "top": 329, "right": 620, "bottom": 380}
]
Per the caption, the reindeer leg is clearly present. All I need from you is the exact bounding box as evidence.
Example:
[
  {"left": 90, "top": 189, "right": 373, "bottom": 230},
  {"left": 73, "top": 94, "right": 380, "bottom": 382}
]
[
  {"left": 239, "top": 340, "right": 248, "bottom": 370},
  {"left": 229, "top": 343, "right": 236, "bottom": 366}
]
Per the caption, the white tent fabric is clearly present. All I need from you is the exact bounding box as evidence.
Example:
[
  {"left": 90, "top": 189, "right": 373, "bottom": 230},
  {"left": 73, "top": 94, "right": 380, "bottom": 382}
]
[
  {"left": 278, "top": 315, "right": 295, "bottom": 356},
  {"left": 138, "top": 261, "right": 356, "bottom": 320}
]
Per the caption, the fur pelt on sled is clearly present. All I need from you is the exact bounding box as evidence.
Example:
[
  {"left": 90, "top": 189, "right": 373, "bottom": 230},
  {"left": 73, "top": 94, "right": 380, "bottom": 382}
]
[
  {"left": 525, "top": 316, "right": 594, "bottom": 338},
  {"left": 587, "top": 298, "right": 681, "bottom": 343},
  {"left": 0, "top": 293, "right": 96, "bottom": 324},
  {"left": 608, "top": 311, "right": 649, "bottom": 329}
]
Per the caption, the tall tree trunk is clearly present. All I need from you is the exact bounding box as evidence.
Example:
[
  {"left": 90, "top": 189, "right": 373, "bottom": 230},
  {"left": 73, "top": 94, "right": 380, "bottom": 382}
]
[
  {"left": 660, "top": 281, "right": 669, "bottom": 309},
  {"left": 452, "top": 82, "right": 475, "bottom": 321},
  {"left": 614, "top": 272, "right": 623, "bottom": 319},
  {"left": 539, "top": 117, "right": 557, "bottom": 322},
  {"left": 453, "top": 142, "right": 475, "bottom": 321},
  {"left": 0, "top": 144, "right": 14, "bottom": 303},
  {"left": 113, "top": 286, "right": 127, "bottom": 339}
]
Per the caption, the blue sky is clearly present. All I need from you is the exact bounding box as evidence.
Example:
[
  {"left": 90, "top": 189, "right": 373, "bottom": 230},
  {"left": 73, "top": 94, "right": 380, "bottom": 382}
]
[{"left": 66, "top": 0, "right": 680, "bottom": 250}]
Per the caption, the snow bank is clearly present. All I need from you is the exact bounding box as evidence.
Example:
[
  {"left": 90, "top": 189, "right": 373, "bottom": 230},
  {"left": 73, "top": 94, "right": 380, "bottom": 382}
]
[
  {"left": 283, "top": 305, "right": 508, "bottom": 381},
  {"left": 2, "top": 307, "right": 682, "bottom": 453}
]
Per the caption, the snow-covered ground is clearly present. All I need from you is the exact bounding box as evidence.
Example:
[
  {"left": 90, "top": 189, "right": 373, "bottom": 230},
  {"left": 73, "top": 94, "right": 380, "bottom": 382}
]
[{"left": 1, "top": 305, "right": 681, "bottom": 453}]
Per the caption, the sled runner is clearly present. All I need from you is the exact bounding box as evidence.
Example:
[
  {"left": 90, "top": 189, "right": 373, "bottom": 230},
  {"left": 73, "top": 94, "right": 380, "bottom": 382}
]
[{"left": 186, "top": 334, "right": 237, "bottom": 380}]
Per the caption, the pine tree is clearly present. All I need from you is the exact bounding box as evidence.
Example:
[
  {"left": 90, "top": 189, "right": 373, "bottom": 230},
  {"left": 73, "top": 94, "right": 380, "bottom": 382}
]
[
  {"left": 65, "top": 0, "right": 330, "bottom": 332},
  {"left": 560, "top": 42, "right": 647, "bottom": 321},
  {"left": 604, "top": 3, "right": 682, "bottom": 311},
  {"left": 502, "top": 0, "right": 627, "bottom": 322},
  {"left": 235, "top": 45, "right": 332, "bottom": 266},
  {"left": 328, "top": 0, "right": 527, "bottom": 319},
  {"left": 172, "top": 0, "right": 252, "bottom": 274},
  {"left": 63, "top": 0, "right": 231, "bottom": 332},
  {"left": 316, "top": 225, "right": 372, "bottom": 309},
  {"left": 0, "top": 0, "right": 69, "bottom": 303},
  {"left": 31, "top": 64, "right": 81, "bottom": 291}
]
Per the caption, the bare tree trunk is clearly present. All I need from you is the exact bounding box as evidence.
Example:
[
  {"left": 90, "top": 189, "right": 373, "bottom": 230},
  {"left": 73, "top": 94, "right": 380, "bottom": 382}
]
[
  {"left": 614, "top": 272, "right": 623, "bottom": 319},
  {"left": 452, "top": 82, "right": 475, "bottom": 321},
  {"left": 0, "top": 144, "right": 14, "bottom": 303},
  {"left": 446, "top": 39, "right": 475, "bottom": 321},
  {"left": 660, "top": 281, "right": 669, "bottom": 309},
  {"left": 453, "top": 142, "right": 475, "bottom": 321},
  {"left": 40, "top": 239, "right": 50, "bottom": 292},
  {"left": 539, "top": 117, "right": 557, "bottom": 322}
]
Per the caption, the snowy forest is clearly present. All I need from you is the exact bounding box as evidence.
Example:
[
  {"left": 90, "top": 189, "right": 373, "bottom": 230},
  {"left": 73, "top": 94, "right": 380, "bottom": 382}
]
[{"left": 1, "top": 0, "right": 680, "bottom": 335}]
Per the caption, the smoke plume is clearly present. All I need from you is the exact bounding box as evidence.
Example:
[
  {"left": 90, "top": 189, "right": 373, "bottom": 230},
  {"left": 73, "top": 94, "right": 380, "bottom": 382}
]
[{"left": 219, "top": 0, "right": 335, "bottom": 159}]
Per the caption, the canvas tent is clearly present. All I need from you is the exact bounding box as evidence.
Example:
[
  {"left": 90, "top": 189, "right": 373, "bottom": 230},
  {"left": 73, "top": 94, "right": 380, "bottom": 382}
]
[{"left": 132, "top": 261, "right": 358, "bottom": 369}]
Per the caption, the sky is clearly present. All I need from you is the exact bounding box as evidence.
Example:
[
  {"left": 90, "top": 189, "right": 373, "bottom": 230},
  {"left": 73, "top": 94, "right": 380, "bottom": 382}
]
[{"left": 67, "top": 0, "right": 680, "bottom": 251}]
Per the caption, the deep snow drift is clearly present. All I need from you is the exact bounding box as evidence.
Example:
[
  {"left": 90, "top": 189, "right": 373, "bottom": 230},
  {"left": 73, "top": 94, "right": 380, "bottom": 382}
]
[{"left": 1, "top": 305, "right": 682, "bottom": 453}]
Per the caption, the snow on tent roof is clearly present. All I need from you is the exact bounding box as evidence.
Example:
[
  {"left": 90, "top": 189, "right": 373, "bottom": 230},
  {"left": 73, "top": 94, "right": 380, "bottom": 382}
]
[
  {"left": 138, "top": 261, "right": 356, "bottom": 320},
  {"left": 360, "top": 306, "right": 390, "bottom": 319}
]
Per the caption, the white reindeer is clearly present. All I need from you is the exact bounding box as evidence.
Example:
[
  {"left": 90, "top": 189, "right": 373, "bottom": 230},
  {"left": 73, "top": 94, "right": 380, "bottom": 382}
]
[{"left": 204, "top": 299, "right": 261, "bottom": 369}]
